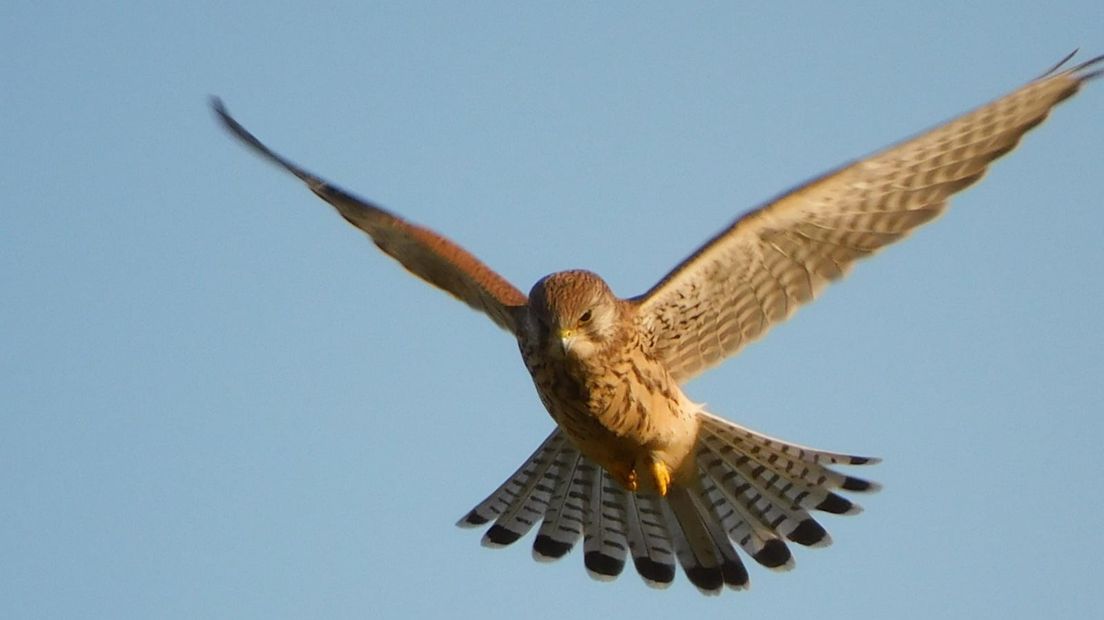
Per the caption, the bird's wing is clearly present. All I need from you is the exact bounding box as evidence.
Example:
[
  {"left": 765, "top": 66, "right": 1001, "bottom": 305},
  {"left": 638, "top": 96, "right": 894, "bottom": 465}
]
[
  {"left": 634, "top": 53, "right": 1101, "bottom": 382},
  {"left": 213, "top": 99, "right": 528, "bottom": 334}
]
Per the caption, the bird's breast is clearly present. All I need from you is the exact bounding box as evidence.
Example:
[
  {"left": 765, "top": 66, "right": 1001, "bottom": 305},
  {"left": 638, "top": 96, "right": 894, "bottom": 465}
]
[{"left": 518, "top": 336, "right": 699, "bottom": 476}]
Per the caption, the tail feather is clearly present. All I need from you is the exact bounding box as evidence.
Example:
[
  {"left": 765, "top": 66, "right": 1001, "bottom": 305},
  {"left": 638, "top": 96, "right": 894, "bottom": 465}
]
[
  {"left": 583, "top": 470, "right": 630, "bottom": 580},
  {"left": 664, "top": 486, "right": 727, "bottom": 594},
  {"left": 459, "top": 419, "right": 877, "bottom": 594},
  {"left": 623, "top": 492, "right": 677, "bottom": 587},
  {"left": 458, "top": 432, "right": 568, "bottom": 547},
  {"left": 532, "top": 448, "right": 587, "bottom": 560},
  {"left": 699, "top": 429, "right": 833, "bottom": 546},
  {"left": 699, "top": 466, "right": 795, "bottom": 570},
  {"left": 700, "top": 413, "right": 879, "bottom": 491},
  {"left": 457, "top": 432, "right": 565, "bottom": 529},
  {"left": 690, "top": 482, "right": 751, "bottom": 589},
  {"left": 699, "top": 417, "right": 877, "bottom": 518}
]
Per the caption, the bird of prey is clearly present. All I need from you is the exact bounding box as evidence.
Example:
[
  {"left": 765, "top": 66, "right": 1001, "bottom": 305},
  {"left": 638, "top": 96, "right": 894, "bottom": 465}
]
[{"left": 214, "top": 52, "right": 1101, "bottom": 595}]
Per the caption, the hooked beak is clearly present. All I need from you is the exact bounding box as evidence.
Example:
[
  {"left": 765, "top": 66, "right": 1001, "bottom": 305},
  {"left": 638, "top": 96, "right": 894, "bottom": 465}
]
[{"left": 557, "top": 328, "right": 577, "bottom": 355}]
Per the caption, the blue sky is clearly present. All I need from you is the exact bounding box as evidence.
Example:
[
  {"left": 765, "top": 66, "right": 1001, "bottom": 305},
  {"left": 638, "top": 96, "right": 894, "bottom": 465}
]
[{"left": 3, "top": 2, "right": 1103, "bottom": 618}]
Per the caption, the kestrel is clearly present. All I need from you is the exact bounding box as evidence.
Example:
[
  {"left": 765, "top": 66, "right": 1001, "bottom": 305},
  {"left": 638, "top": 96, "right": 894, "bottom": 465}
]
[{"left": 214, "top": 53, "right": 1101, "bottom": 595}]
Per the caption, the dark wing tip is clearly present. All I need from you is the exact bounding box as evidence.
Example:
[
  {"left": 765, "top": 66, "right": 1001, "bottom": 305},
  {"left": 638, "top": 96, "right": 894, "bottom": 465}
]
[
  {"left": 209, "top": 95, "right": 227, "bottom": 116},
  {"left": 209, "top": 98, "right": 319, "bottom": 187},
  {"left": 1039, "top": 49, "right": 1080, "bottom": 79},
  {"left": 1073, "top": 53, "right": 1104, "bottom": 82},
  {"left": 1041, "top": 50, "right": 1104, "bottom": 83},
  {"left": 209, "top": 97, "right": 255, "bottom": 148}
]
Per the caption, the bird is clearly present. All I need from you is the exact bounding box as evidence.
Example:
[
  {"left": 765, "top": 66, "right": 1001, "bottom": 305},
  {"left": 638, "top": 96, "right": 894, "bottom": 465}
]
[{"left": 213, "top": 52, "right": 1101, "bottom": 595}]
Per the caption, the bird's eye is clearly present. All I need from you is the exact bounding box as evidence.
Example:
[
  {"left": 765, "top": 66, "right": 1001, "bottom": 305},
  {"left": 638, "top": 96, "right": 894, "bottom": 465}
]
[{"left": 579, "top": 309, "right": 593, "bottom": 324}]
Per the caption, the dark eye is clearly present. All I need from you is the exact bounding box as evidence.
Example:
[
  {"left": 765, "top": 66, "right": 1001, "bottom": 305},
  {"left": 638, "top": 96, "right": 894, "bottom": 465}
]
[{"left": 578, "top": 309, "right": 593, "bottom": 324}]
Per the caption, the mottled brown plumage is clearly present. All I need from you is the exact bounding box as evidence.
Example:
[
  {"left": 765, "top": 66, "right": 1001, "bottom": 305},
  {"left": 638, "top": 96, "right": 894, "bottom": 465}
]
[
  {"left": 214, "top": 53, "right": 1100, "bottom": 594},
  {"left": 521, "top": 271, "right": 698, "bottom": 496}
]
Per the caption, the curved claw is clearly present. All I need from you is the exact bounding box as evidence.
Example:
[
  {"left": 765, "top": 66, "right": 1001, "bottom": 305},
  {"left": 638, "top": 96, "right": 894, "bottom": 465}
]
[
  {"left": 608, "top": 462, "right": 638, "bottom": 492},
  {"left": 650, "top": 461, "right": 671, "bottom": 497}
]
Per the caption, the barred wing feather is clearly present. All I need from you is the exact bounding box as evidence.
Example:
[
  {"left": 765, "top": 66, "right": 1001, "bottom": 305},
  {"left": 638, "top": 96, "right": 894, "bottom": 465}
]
[{"left": 636, "top": 54, "right": 1102, "bottom": 382}]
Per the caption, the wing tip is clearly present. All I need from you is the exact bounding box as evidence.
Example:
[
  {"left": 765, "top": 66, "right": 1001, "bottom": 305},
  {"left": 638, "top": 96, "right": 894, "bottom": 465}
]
[
  {"left": 209, "top": 95, "right": 227, "bottom": 117},
  {"left": 1044, "top": 49, "right": 1104, "bottom": 82},
  {"left": 210, "top": 96, "right": 327, "bottom": 191},
  {"left": 1039, "top": 49, "right": 1080, "bottom": 79}
]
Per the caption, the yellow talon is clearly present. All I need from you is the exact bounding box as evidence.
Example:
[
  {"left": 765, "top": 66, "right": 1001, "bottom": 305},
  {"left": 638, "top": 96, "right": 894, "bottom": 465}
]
[
  {"left": 650, "top": 461, "right": 671, "bottom": 496},
  {"left": 625, "top": 469, "right": 638, "bottom": 492},
  {"left": 609, "top": 462, "right": 638, "bottom": 492}
]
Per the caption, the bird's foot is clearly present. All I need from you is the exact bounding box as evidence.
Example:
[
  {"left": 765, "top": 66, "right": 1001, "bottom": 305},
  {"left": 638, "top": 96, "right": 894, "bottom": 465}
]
[
  {"left": 650, "top": 460, "right": 671, "bottom": 497},
  {"left": 608, "top": 462, "right": 638, "bottom": 492}
]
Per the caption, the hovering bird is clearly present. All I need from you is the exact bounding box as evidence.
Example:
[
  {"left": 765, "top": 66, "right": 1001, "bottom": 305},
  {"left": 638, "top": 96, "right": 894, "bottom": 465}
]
[{"left": 214, "top": 52, "right": 1100, "bottom": 595}]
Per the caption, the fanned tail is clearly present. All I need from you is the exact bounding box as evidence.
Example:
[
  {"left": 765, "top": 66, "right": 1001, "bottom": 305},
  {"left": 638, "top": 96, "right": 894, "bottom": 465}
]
[{"left": 459, "top": 419, "right": 877, "bottom": 594}]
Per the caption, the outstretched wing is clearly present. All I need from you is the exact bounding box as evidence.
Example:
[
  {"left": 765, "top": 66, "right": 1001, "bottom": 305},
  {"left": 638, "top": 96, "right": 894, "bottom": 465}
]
[
  {"left": 459, "top": 422, "right": 878, "bottom": 595},
  {"left": 213, "top": 99, "right": 528, "bottom": 334},
  {"left": 635, "top": 53, "right": 1102, "bottom": 382}
]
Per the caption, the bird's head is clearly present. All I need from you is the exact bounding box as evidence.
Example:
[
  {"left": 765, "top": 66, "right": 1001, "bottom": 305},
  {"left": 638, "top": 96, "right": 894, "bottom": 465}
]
[{"left": 527, "top": 270, "right": 624, "bottom": 359}]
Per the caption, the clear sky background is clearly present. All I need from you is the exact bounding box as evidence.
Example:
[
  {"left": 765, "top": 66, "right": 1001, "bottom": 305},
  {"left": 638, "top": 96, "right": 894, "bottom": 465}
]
[{"left": 4, "top": 2, "right": 1103, "bottom": 618}]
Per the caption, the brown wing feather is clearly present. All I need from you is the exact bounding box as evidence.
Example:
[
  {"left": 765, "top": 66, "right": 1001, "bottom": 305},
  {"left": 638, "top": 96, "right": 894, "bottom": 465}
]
[
  {"left": 635, "top": 54, "right": 1101, "bottom": 382},
  {"left": 213, "top": 99, "right": 528, "bottom": 334}
]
